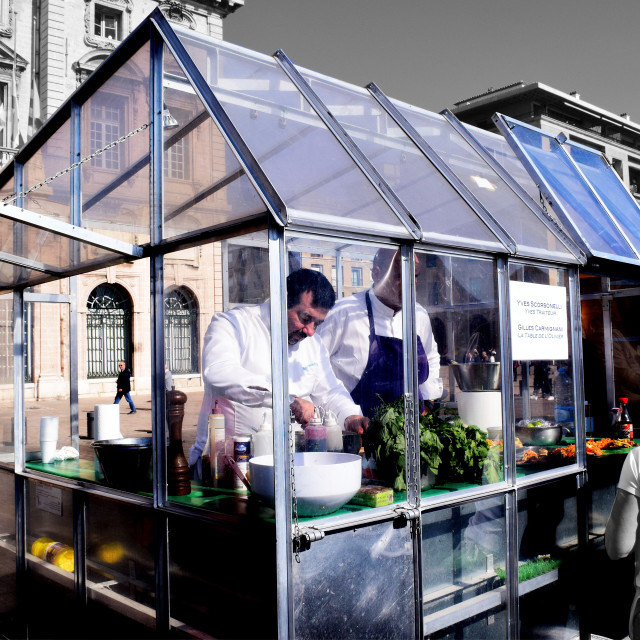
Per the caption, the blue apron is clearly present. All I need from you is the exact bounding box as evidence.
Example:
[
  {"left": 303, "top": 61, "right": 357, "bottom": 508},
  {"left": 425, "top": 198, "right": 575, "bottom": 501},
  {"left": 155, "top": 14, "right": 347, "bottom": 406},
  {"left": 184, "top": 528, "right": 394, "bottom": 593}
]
[{"left": 350, "top": 292, "right": 429, "bottom": 418}]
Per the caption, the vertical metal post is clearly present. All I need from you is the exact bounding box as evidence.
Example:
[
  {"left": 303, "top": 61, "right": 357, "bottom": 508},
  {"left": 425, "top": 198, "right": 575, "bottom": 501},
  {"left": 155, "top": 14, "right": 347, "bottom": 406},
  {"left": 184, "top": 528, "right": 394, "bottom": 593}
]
[
  {"left": 400, "top": 244, "right": 424, "bottom": 639},
  {"left": 602, "top": 296, "right": 615, "bottom": 410},
  {"left": 73, "top": 490, "right": 87, "bottom": 605},
  {"left": 269, "top": 222, "right": 293, "bottom": 640},
  {"left": 69, "top": 100, "right": 81, "bottom": 452},
  {"left": 150, "top": 25, "right": 169, "bottom": 635}
]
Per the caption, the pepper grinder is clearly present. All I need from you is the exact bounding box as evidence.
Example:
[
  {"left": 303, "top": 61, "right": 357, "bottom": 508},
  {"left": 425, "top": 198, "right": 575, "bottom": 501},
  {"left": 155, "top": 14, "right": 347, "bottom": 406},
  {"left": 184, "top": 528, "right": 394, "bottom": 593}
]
[{"left": 167, "top": 388, "right": 191, "bottom": 495}]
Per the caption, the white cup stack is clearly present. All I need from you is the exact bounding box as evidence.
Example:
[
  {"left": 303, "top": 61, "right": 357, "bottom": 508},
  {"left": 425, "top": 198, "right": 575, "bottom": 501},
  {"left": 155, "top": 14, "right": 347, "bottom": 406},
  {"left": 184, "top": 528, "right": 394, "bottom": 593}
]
[{"left": 40, "top": 416, "right": 59, "bottom": 463}]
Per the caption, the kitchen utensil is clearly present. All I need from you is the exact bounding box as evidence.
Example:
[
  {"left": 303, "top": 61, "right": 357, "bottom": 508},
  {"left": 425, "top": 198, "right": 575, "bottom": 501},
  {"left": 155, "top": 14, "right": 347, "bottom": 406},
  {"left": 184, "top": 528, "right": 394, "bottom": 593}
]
[{"left": 91, "top": 438, "right": 153, "bottom": 492}]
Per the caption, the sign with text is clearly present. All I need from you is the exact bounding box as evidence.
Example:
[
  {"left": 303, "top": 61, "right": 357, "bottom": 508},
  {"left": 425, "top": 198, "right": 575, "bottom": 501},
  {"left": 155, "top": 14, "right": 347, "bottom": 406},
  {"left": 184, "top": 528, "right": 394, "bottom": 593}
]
[{"left": 510, "top": 280, "right": 568, "bottom": 361}]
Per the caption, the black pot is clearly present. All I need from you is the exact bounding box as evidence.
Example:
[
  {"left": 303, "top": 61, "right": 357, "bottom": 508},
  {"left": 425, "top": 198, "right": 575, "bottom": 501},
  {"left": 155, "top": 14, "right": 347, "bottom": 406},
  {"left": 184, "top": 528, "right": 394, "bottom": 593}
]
[{"left": 91, "top": 438, "right": 152, "bottom": 492}]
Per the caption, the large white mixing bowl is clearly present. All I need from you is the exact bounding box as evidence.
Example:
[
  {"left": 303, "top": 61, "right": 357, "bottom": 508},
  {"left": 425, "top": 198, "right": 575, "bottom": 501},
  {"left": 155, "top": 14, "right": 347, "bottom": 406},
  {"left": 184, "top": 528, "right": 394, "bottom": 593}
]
[{"left": 249, "top": 452, "right": 362, "bottom": 517}]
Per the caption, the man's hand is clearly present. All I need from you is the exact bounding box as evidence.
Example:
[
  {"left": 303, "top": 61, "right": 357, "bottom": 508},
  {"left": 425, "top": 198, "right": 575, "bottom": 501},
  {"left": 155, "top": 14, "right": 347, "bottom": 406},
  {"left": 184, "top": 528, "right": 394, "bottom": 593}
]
[
  {"left": 344, "top": 415, "right": 369, "bottom": 435},
  {"left": 290, "top": 397, "right": 315, "bottom": 427}
]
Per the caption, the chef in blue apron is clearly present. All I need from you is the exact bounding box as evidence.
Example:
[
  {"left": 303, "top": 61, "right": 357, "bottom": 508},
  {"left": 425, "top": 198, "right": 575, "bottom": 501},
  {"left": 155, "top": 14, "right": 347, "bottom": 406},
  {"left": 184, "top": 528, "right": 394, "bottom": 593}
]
[{"left": 319, "top": 248, "right": 441, "bottom": 424}]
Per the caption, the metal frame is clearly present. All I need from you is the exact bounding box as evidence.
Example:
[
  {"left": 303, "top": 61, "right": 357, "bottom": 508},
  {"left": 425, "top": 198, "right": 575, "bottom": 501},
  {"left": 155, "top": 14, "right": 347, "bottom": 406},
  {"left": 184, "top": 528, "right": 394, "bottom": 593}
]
[
  {"left": 367, "top": 83, "right": 517, "bottom": 254},
  {"left": 440, "top": 109, "right": 586, "bottom": 265}
]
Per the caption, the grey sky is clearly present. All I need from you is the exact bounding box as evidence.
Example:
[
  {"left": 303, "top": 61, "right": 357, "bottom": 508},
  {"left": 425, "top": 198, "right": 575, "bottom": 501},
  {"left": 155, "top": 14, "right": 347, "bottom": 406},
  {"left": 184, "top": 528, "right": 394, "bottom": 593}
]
[{"left": 225, "top": 0, "right": 639, "bottom": 118}]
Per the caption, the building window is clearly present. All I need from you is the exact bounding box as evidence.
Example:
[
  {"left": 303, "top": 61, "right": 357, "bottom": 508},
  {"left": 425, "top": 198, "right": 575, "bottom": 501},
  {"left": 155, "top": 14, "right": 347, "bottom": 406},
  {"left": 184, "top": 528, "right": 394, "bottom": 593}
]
[
  {"left": 90, "top": 98, "right": 123, "bottom": 170},
  {"left": 86, "top": 284, "right": 132, "bottom": 378},
  {"left": 351, "top": 267, "right": 363, "bottom": 287},
  {"left": 310, "top": 264, "right": 324, "bottom": 274},
  {"left": 164, "top": 108, "right": 190, "bottom": 180},
  {"left": 164, "top": 287, "right": 199, "bottom": 375},
  {"left": 0, "top": 82, "right": 7, "bottom": 148},
  {"left": 94, "top": 4, "right": 122, "bottom": 41}
]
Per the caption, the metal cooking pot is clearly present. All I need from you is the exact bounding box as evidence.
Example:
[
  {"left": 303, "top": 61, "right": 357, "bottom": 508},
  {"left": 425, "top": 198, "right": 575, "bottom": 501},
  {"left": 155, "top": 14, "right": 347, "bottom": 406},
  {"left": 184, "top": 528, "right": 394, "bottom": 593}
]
[
  {"left": 450, "top": 362, "right": 501, "bottom": 391},
  {"left": 91, "top": 437, "right": 152, "bottom": 492},
  {"left": 515, "top": 425, "right": 563, "bottom": 446}
]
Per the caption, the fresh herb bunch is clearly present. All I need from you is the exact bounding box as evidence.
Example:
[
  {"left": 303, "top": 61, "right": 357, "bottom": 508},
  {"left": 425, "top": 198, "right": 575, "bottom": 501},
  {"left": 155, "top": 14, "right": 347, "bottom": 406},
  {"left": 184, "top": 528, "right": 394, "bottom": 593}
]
[{"left": 363, "top": 400, "right": 502, "bottom": 491}]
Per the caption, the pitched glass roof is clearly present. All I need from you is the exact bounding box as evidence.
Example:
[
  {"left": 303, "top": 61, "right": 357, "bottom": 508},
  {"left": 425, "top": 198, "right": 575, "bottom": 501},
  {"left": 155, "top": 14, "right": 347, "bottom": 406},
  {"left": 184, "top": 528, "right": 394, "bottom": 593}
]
[{"left": 0, "top": 10, "right": 587, "bottom": 291}]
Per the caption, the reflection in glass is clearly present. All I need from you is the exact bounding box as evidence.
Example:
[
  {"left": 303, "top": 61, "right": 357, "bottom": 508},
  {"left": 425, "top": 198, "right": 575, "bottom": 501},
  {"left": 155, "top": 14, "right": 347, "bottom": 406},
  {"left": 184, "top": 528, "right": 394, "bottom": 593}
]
[{"left": 422, "top": 496, "right": 507, "bottom": 638}]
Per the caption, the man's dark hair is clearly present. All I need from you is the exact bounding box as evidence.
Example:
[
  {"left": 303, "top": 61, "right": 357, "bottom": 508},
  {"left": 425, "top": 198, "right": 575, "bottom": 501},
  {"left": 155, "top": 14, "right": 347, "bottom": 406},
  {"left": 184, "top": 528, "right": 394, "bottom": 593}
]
[{"left": 287, "top": 268, "right": 336, "bottom": 310}]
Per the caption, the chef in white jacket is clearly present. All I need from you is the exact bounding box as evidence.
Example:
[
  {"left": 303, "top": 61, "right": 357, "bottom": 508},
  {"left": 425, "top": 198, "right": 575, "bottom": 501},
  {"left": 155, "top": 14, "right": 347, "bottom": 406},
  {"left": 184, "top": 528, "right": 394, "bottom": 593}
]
[
  {"left": 318, "top": 248, "right": 441, "bottom": 419},
  {"left": 188, "top": 268, "right": 368, "bottom": 469}
]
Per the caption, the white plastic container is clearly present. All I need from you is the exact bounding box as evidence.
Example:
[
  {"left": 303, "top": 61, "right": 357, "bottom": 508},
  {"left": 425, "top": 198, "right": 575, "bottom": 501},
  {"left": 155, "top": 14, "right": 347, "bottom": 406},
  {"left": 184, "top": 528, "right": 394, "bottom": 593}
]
[
  {"left": 252, "top": 412, "right": 273, "bottom": 458},
  {"left": 323, "top": 410, "right": 343, "bottom": 452}
]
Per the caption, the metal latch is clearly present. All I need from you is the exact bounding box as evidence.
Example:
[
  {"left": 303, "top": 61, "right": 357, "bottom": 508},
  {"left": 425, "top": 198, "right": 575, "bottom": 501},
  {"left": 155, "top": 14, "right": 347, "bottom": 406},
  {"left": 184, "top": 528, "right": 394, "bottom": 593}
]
[
  {"left": 293, "top": 526, "right": 325, "bottom": 553},
  {"left": 394, "top": 506, "right": 421, "bottom": 527}
]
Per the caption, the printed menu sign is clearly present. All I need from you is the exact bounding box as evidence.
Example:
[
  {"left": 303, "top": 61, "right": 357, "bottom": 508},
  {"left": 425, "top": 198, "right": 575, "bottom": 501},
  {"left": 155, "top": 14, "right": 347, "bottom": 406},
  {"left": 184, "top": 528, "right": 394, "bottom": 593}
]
[{"left": 510, "top": 281, "right": 568, "bottom": 361}]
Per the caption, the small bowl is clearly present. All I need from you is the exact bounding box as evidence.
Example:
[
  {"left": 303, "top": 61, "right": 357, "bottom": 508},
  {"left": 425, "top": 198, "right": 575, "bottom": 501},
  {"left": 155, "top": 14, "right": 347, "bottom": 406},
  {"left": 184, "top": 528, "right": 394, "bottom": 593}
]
[
  {"left": 249, "top": 452, "right": 362, "bottom": 517},
  {"left": 514, "top": 425, "right": 562, "bottom": 446},
  {"left": 91, "top": 438, "right": 153, "bottom": 492}
]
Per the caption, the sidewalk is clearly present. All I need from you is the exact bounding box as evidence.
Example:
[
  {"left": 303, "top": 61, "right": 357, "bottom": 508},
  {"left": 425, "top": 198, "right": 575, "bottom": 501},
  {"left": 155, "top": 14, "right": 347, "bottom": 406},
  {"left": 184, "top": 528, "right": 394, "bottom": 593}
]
[{"left": 0, "top": 389, "right": 204, "bottom": 461}]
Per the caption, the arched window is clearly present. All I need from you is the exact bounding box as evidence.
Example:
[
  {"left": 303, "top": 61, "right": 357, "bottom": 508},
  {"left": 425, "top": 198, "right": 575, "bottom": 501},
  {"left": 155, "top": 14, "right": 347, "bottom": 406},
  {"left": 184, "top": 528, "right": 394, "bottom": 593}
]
[
  {"left": 164, "top": 287, "right": 199, "bottom": 375},
  {"left": 86, "top": 284, "right": 132, "bottom": 378}
]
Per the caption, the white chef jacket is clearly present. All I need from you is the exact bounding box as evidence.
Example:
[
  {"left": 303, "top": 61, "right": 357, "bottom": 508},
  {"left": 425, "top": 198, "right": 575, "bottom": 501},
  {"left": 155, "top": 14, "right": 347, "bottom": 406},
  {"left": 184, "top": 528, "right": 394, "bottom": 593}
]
[
  {"left": 317, "top": 288, "right": 441, "bottom": 400},
  {"left": 188, "top": 301, "right": 361, "bottom": 466}
]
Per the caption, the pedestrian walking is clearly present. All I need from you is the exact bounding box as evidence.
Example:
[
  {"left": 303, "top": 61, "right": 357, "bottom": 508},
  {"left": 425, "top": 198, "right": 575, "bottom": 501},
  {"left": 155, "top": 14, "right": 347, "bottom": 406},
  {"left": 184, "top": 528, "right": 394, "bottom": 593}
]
[{"left": 114, "top": 361, "right": 137, "bottom": 413}]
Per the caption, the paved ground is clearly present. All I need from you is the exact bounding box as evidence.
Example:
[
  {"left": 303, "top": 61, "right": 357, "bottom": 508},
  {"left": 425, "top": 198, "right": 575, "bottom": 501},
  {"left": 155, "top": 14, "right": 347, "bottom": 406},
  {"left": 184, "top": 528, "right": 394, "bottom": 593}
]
[{"left": 0, "top": 389, "right": 205, "bottom": 462}]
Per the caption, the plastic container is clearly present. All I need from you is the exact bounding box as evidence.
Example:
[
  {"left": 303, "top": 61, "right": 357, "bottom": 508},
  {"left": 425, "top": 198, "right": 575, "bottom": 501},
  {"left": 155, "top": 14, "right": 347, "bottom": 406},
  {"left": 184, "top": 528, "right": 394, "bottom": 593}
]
[
  {"left": 252, "top": 412, "right": 273, "bottom": 458},
  {"left": 553, "top": 367, "right": 574, "bottom": 424},
  {"left": 201, "top": 421, "right": 213, "bottom": 486},
  {"left": 210, "top": 401, "right": 226, "bottom": 487},
  {"left": 323, "top": 410, "right": 343, "bottom": 452},
  {"left": 305, "top": 408, "right": 327, "bottom": 452},
  {"left": 618, "top": 397, "right": 634, "bottom": 439}
]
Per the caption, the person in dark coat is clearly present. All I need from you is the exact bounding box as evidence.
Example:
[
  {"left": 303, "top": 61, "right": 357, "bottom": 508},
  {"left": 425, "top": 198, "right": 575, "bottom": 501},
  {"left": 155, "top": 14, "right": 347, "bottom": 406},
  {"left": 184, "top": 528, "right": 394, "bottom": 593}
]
[{"left": 113, "top": 361, "right": 136, "bottom": 413}]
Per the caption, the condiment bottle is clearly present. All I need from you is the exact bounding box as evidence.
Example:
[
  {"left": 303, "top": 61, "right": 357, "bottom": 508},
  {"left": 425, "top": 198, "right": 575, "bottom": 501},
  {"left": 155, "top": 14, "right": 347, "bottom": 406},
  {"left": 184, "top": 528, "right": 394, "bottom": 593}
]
[
  {"left": 210, "top": 401, "right": 227, "bottom": 488},
  {"left": 323, "top": 409, "right": 343, "bottom": 452},
  {"left": 290, "top": 410, "right": 305, "bottom": 453},
  {"left": 618, "top": 397, "right": 634, "bottom": 440},
  {"left": 305, "top": 407, "right": 327, "bottom": 452},
  {"left": 252, "top": 412, "right": 274, "bottom": 458}
]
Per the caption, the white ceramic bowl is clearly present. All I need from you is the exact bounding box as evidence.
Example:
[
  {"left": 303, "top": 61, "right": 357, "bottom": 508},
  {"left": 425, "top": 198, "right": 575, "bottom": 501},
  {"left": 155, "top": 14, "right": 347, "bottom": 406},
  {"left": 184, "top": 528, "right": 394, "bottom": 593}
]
[{"left": 249, "top": 452, "right": 362, "bottom": 517}]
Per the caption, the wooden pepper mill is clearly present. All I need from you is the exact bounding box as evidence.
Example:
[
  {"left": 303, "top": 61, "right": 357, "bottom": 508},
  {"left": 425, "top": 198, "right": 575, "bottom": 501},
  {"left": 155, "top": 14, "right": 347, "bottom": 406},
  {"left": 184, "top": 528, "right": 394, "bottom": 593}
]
[{"left": 166, "top": 388, "right": 191, "bottom": 496}]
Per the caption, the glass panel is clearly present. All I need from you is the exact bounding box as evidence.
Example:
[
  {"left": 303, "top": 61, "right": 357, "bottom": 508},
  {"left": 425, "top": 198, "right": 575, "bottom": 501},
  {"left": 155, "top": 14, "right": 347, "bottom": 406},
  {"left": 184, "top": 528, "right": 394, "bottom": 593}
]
[
  {"left": 81, "top": 43, "right": 151, "bottom": 246},
  {"left": 611, "top": 295, "right": 640, "bottom": 409},
  {"left": 0, "top": 469, "right": 17, "bottom": 635},
  {"left": 0, "top": 297, "right": 13, "bottom": 467},
  {"left": 85, "top": 494, "right": 156, "bottom": 636},
  {"left": 23, "top": 271, "right": 152, "bottom": 495},
  {"left": 162, "top": 46, "right": 268, "bottom": 239},
  {"left": 172, "top": 232, "right": 274, "bottom": 514},
  {"left": 398, "top": 104, "right": 574, "bottom": 261},
  {"left": 422, "top": 495, "right": 507, "bottom": 638},
  {"left": 506, "top": 122, "right": 636, "bottom": 260},
  {"left": 294, "top": 521, "right": 415, "bottom": 638},
  {"left": 26, "top": 479, "right": 75, "bottom": 632},
  {"left": 169, "top": 513, "right": 277, "bottom": 637},
  {"left": 510, "top": 263, "right": 577, "bottom": 475},
  {"left": 174, "top": 28, "right": 411, "bottom": 237},
  {"left": 300, "top": 73, "right": 501, "bottom": 252},
  {"left": 567, "top": 142, "right": 640, "bottom": 256},
  {"left": 517, "top": 478, "right": 579, "bottom": 638},
  {"left": 418, "top": 251, "right": 504, "bottom": 492}
]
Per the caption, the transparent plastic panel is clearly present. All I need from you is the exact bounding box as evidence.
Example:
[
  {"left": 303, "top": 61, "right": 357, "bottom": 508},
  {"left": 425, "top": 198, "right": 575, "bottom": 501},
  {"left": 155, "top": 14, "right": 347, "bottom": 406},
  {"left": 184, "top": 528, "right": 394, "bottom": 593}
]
[
  {"left": 169, "top": 513, "right": 277, "bottom": 637},
  {"left": 417, "top": 251, "right": 504, "bottom": 491},
  {"left": 469, "top": 124, "right": 542, "bottom": 205},
  {"left": 86, "top": 494, "right": 156, "bottom": 631},
  {"left": 174, "top": 29, "right": 411, "bottom": 236},
  {"left": 21, "top": 120, "right": 75, "bottom": 271},
  {"left": 81, "top": 43, "right": 151, "bottom": 245},
  {"left": 509, "top": 263, "right": 578, "bottom": 476},
  {"left": 294, "top": 521, "right": 415, "bottom": 638},
  {"left": 0, "top": 297, "right": 13, "bottom": 466},
  {"left": 300, "top": 74, "right": 502, "bottom": 250},
  {"left": 0, "top": 469, "right": 17, "bottom": 633},
  {"left": 162, "top": 46, "right": 268, "bottom": 239},
  {"left": 398, "top": 104, "right": 575, "bottom": 260},
  {"left": 566, "top": 143, "right": 640, "bottom": 257},
  {"left": 26, "top": 479, "right": 75, "bottom": 627},
  {"left": 507, "top": 123, "right": 636, "bottom": 260},
  {"left": 422, "top": 496, "right": 507, "bottom": 638},
  {"left": 517, "top": 478, "right": 579, "bottom": 638},
  {"left": 171, "top": 232, "right": 274, "bottom": 513}
]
